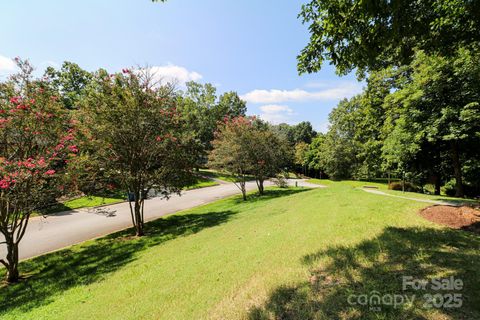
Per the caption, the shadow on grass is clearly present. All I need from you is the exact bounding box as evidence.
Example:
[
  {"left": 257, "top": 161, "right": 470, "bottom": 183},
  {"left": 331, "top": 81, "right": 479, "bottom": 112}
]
[
  {"left": 234, "top": 187, "right": 313, "bottom": 204},
  {"left": 249, "top": 227, "right": 480, "bottom": 320},
  {"left": 0, "top": 209, "right": 236, "bottom": 315}
]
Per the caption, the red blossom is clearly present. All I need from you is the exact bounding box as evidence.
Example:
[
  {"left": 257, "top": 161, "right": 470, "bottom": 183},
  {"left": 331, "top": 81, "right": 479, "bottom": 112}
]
[{"left": 0, "top": 179, "right": 11, "bottom": 189}]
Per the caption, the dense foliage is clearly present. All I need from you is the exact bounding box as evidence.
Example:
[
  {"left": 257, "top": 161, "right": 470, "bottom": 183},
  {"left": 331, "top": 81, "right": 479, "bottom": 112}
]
[
  {"left": 78, "top": 68, "right": 199, "bottom": 236},
  {"left": 298, "top": 0, "right": 480, "bottom": 76},
  {"left": 0, "top": 60, "right": 76, "bottom": 282}
]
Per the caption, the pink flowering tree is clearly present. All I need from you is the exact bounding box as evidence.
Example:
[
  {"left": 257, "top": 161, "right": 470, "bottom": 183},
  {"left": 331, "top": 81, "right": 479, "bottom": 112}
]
[
  {"left": 0, "top": 59, "right": 76, "bottom": 283},
  {"left": 78, "top": 68, "right": 198, "bottom": 236}
]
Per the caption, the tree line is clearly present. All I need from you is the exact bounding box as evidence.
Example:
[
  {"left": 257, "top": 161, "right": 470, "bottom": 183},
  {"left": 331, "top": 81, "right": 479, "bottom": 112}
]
[{"left": 296, "top": 0, "right": 480, "bottom": 198}]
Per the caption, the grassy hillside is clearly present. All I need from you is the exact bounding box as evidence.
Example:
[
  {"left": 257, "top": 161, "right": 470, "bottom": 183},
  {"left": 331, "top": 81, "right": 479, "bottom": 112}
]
[{"left": 1, "top": 183, "right": 478, "bottom": 319}]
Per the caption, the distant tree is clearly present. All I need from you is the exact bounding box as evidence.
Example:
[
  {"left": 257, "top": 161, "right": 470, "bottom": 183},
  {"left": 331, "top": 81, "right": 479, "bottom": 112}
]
[
  {"left": 294, "top": 142, "right": 309, "bottom": 174},
  {"left": 79, "top": 68, "right": 198, "bottom": 236},
  {"left": 248, "top": 125, "right": 291, "bottom": 194},
  {"left": 44, "top": 61, "right": 92, "bottom": 109},
  {"left": 305, "top": 134, "right": 325, "bottom": 178},
  {"left": 272, "top": 121, "right": 316, "bottom": 145},
  {"left": 216, "top": 91, "right": 247, "bottom": 119},
  {"left": 178, "top": 83, "right": 246, "bottom": 168},
  {"left": 291, "top": 121, "right": 316, "bottom": 144},
  {"left": 208, "top": 117, "right": 255, "bottom": 200},
  {"left": 0, "top": 59, "right": 76, "bottom": 282},
  {"left": 298, "top": 0, "right": 480, "bottom": 76}
]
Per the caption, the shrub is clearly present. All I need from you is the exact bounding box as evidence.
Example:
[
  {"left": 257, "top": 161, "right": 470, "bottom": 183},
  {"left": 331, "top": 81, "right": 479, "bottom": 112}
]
[
  {"left": 272, "top": 172, "right": 289, "bottom": 188},
  {"left": 388, "top": 181, "right": 419, "bottom": 192}
]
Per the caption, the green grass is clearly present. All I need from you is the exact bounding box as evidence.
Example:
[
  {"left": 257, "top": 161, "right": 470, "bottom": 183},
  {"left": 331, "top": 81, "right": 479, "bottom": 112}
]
[
  {"left": 199, "top": 169, "right": 255, "bottom": 182},
  {"left": 308, "top": 179, "right": 479, "bottom": 205},
  {"left": 41, "top": 194, "right": 125, "bottom": 215},
  {"left": 1, "top": 183, "right": 479, "bottom": 319},
  {"left": 184, "top": 175, "right": 219, "bottom": 190}
]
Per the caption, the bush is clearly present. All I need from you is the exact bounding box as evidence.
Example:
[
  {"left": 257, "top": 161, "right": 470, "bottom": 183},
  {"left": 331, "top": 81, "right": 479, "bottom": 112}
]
[
  {"left": 272, "top": 173, "right": 289, "bottom": 188},
  {"left": 388, "top": 181, "right": 420, "bottom": 192},
  {"left": 443, "top": 179, "right": 480, "bottom": 198}
]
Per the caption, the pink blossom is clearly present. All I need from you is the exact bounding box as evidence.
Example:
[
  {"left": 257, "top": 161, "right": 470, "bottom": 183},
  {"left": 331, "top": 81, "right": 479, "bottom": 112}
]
[
  {"left": 45, "top": 169, "right": 55, "bottom": 175},
  {"left": 68, "top": 145, "right": 78, "bottom": 153},
  {"left": 9, "top": 96, "right": 21, "bottom": 104},
  {"left": 0, "top": 179, "right": 10, "bottom": 189}
]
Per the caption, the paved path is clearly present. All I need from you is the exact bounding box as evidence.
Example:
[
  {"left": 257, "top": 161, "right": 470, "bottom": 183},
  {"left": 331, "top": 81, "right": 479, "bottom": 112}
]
[
  {"left": 361, "top": 188, "right": 461, "bottom": 206},
  {"left": 0, "top": 179, "right": 322, "bottom": 261}
]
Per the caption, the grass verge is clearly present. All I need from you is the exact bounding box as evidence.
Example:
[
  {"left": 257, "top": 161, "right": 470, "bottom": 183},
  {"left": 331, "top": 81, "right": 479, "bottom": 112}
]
[{"left": 1, "top": 183, "right": 478, "bottom": 319}]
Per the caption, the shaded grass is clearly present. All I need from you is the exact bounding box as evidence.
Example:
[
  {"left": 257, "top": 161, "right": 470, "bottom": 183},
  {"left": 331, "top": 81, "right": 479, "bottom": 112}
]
[
  {"left": 1, "top": 183, "right": 478, "bottom": 319},
  {"left": 250, "top": 226, "right": 480, "bottom": 320}
]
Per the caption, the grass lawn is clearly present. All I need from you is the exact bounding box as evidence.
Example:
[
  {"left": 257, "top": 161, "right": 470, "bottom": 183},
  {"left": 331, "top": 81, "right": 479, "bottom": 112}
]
[
  {"left": 308, "top": 178, "right": 479, "bottom": 205},
  {"left": 184, "top": 175, "right": 219, "bottom": 190},
  {"left": 199, "top": 169, "right": 255, "bottom": 182},
  {"left": 1, "top": 183, "right": 479, "bottom": 319},
  {"left": 40, "top": 194, "right": 125, "bottom": 215}
]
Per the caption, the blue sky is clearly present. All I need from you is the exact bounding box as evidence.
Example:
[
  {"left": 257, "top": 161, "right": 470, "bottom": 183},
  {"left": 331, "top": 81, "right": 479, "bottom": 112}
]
[{"left": 0, "top": 0, "right": 363, "bottom": 132}]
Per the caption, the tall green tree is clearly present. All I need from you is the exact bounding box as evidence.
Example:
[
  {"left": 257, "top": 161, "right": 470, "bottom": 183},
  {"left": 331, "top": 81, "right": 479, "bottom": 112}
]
[
  {"left": 44, "top": 61, "right": 92, "bottom": 109},
  {"left": 382, "top": 48, "right": 480, "bottom": 197},
  {"left": 298, "top": 0, "right": 480, "bottom": 76}
]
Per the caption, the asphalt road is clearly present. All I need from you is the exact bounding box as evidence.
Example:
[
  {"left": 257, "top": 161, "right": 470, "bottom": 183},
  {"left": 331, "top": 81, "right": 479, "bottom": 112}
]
[{"left": 0, "top": 179, "right": 322, "bottom": 261}]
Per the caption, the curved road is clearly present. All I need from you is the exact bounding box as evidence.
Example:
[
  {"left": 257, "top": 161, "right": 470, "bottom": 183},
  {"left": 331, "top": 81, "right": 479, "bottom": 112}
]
[{"left": 0, "top": 179, "right": 322, "bottom": 261}]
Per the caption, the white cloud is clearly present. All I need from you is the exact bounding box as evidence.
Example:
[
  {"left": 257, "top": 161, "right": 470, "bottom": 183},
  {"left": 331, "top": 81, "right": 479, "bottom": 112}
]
[
  {"left": 0, "top": 55, "right": 16, "bottom": 74},
  {"left": 145, "top": 64, "right": 202, "bottom": 86},
  {"left": 258, "top": 104, "right": 295, "bottom": 124},
  {"left": 241, "top": 82, "right": 362, "bottom": 104}
]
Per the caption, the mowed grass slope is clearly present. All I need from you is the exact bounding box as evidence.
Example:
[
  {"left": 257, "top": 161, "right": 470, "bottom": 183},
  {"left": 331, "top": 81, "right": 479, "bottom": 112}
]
[{"left": 1, "top": 183, "right": 479, "bottom": 319}]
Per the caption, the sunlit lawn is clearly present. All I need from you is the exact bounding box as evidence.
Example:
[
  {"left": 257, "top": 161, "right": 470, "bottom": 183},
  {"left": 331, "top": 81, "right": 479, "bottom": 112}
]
[
  {"left": 1, "top": 183, "right": 479, "bottom": 319},
  {"left": 184, "top": 175, "right": 218, "bottom": 190},
  {"left": 41, "top": 194, "right": 125, "bottom": 215},
  {"left": 199, "top": 168, "right": 255, "bottom": 182}
]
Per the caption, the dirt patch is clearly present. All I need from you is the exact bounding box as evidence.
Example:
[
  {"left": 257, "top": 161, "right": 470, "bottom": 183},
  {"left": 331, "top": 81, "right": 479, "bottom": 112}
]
[{"left": 419, "top": 205, "right": 480, "bottom": 234}]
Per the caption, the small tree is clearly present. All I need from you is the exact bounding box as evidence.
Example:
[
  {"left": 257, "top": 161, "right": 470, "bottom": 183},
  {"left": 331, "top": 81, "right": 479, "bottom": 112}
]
[
  {"left": 0, "top": 59, "right": 75, "bottom": 283},
  {"left": 79, "top": 68, "right": 198, "bottom": 236},
  {"left": 248, "top": 127, "right": 290, "bottom": 194},
  {"left": 208, "top": 117, "right": 254, "bottom": 200}
]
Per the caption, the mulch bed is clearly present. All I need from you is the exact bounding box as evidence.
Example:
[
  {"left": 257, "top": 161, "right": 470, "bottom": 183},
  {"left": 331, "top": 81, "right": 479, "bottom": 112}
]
[{"left": 419, "top": 205, "right": 480, "bottom": 234}]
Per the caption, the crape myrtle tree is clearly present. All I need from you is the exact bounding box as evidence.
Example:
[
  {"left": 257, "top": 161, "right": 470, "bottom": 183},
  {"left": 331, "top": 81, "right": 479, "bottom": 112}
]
[
  {"left": 247, "top": 123, "right": 291, "bottom": 195},
  {"left": 208, "top": 116, "right": 254, "bottom": 201},
  {"left": 209, "top": 116, "right": 290, "bottom": 198},
  {"left": 0, "top": 59, "right": 76, "bottom": 283},
  {"left": 79, "top": 68, "right": 198, "bottom": 236}
]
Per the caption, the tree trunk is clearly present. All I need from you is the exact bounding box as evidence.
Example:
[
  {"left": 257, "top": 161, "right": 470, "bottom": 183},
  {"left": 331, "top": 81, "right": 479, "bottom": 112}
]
[
  {"left": 134, "top": 196, "right": 144, "bottom": 236},
  {"left": 240, "top": 181, "right": 247, "bottom": 201},
  {"left": 4, "top": 237, "right": 19, "bottom": 283},
  {"left": 450, "top": 141, "right": 464, "bottom": 197},
  {"left": 257, "top": 179, "right": 264, "bottom": 195},
  {"left": 434, "top": 174, "right": 441, "bottom": 195}
]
